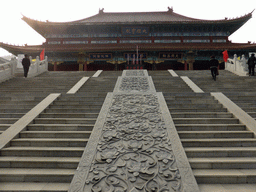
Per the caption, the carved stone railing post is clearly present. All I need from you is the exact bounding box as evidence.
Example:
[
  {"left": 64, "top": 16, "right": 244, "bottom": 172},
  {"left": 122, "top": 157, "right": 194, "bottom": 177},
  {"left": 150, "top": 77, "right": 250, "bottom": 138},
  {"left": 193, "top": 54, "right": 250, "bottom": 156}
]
[
  {"left": 27, "top": 55, "right": 48, "bottom": 78},
  {"left": 225, "top": 54, "right": 248, "bottom": 76},
  {"left": 69, "top": 70, "right": 200, "bottom": 192},
  {"left": 0, "top": 57, "right": 17, "bottom": 83}
]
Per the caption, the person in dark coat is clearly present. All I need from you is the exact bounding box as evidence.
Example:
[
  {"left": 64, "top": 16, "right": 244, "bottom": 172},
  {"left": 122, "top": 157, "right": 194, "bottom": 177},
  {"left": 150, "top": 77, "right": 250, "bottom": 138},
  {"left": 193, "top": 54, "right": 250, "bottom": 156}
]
[
  {"left": 247, "top": 53, "right": 256, "bottom": 76},
  {"left": 209, "top": 55, "right": 219, "bottom": 81},
  {"left": 21, "top": 54, "right": 31, "bottom": 78}
]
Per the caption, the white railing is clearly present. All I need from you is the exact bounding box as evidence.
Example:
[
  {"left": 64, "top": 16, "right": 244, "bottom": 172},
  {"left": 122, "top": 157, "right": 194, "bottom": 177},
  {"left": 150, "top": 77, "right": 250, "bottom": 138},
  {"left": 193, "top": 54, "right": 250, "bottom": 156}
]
[
  {"left": 0, "top": 57, "right": 17, "bottom": 83},
  {"left": 225, "top": 54, "right": 248, "bottom": 76},
  {"left": 0, "top": 56, "right": 48, "bottom": 83},
  {"left": 27, "top": 56, "right": 48, "bottom": 78}
]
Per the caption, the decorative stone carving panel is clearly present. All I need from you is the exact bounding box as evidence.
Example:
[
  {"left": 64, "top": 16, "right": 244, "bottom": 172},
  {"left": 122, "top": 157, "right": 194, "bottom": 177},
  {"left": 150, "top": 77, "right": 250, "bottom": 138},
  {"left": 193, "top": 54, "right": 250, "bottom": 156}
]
[
  {"left": 122, "top": 70, "right": 148, "bottom": 77},
  {"left": 85, "top": 94, "right": 182, "bottom": 191},
  {"left": 69, "top": 70, "right": 199, "bottom": 192},
  {"left": 119, "top": 77, "right": 150, "bottom": 92}
]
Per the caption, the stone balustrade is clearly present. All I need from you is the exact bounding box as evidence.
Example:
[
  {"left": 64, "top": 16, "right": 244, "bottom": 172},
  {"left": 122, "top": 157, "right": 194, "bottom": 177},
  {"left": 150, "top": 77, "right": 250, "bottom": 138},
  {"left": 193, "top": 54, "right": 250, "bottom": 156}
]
[
  {"left": 0, "top": 56, "right": 48, "bottom": 83},
  {"left": 27, "top": 56, "right": 48, "bottom": 78},
  {"left": 0, "top": 57, "right": 17, "bottom": 83},
  {"left": 225, "top": 54, "right": 249, "bottom": 76}
]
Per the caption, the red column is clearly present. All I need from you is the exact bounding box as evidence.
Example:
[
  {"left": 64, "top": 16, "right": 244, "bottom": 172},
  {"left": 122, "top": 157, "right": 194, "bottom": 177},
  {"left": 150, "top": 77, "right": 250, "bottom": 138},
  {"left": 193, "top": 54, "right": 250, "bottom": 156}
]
[
  {"left": 54, "top": 62, "right": 57, "bottom": 71},
  {"left": 184, "top": 61, "right": 187, "bottom": 70},
  {"left": 84, "top": 61, "right": 87, "bottom": 71}
]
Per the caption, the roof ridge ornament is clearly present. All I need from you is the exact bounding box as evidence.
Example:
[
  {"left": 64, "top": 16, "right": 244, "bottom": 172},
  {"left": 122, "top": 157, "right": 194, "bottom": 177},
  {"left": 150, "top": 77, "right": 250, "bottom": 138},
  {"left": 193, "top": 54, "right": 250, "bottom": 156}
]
[
  {"left": 99, "top": 8, "right": 104, "bottom": 14},
  {"left": 167, "top": 6, "right": 173, "bottom": 13}
]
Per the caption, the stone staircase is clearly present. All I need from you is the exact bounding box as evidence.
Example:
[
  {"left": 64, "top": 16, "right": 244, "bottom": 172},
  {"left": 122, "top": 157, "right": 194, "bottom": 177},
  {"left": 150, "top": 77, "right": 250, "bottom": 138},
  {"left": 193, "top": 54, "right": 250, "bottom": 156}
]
[
  {"left": 0, "top": 70, "right": 256, "bottom": 191},
  {"left": 0, "top": 71, "right": 119, "bottom": 191},
  {"left": 152, "top": 70, "right": 256, "bottom": 191},
  {"left": 0, "top": 72, "right": 92, "bottom": 135}
]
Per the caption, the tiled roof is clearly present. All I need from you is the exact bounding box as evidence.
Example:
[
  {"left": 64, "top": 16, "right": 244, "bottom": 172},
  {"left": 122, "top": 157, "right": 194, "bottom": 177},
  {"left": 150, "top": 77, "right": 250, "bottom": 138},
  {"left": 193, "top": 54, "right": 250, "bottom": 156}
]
[
  {"left": 2, "top": 42, "right": 256, "bottom": 56},
  {"left": 22, "top": 9, "right": 253, "bottom": 25},
  {"left": 73, "top": 9, "right": 200, "bottom": 24}
]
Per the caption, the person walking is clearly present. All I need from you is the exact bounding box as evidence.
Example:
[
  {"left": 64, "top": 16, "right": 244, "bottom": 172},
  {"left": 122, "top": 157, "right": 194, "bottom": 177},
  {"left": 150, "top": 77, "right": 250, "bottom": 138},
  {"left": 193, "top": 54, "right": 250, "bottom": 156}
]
[
  {"left": 209, "top": 55, "right": 219, "bottom": 81},
  {"left": 247, "top": 53, "right": 256, "bottom": 76},
  {"left": 21, "top": 54, "right": 31, "bottom": 78}
]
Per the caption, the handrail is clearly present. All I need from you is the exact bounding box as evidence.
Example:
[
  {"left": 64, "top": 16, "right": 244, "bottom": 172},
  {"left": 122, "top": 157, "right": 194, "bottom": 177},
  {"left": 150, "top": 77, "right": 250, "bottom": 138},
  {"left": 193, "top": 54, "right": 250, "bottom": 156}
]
[
  {"left": 0, "top": 58, "right": 17, "bottom": 83},
  {"left": 0, "top": 55, "right": 48, "bottom": 83},
  {"left": 225, "top": 54, "right": 248, "bottom": 76}
]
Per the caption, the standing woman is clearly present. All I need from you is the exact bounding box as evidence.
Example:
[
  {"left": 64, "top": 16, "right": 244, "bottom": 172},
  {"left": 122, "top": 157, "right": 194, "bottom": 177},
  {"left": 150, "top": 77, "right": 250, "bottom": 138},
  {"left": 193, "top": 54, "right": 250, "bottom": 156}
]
[{"left": 21, "top": 54, "right": 31, "bottom": 78}]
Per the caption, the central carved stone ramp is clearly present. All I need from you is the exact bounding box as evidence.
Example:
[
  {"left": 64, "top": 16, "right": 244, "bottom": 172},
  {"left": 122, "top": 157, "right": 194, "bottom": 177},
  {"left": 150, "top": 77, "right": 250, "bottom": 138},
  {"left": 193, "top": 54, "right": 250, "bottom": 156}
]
[
  {"left": 151, "top": 70, "right": 256, "bottom": 191},
  {"left": 0, "top": 72, "right": 119, "bottom": 191},
  {"left": 69, "top": 70, "right": 199, "bottom": 192}
]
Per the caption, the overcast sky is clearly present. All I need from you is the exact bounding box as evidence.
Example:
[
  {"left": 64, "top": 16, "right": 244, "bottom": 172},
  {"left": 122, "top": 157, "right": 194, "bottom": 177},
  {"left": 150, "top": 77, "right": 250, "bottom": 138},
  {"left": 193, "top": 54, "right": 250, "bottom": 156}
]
[{"left": 0, "top": 0, "right": 255, "bottom": 56}]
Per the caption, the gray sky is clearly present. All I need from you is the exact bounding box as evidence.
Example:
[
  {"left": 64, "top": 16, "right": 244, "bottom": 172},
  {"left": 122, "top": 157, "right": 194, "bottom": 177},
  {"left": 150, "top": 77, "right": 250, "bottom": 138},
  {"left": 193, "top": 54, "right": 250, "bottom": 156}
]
[{"left": 0, "top": 0, "right": 255, "bottom": 56}]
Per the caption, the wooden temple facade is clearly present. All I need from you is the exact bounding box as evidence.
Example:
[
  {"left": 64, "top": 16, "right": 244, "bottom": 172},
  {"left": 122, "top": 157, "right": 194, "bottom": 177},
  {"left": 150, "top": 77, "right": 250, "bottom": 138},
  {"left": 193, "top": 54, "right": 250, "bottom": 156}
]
[{"left": 1, "top": 7, "right": 256, "bottom": 71}]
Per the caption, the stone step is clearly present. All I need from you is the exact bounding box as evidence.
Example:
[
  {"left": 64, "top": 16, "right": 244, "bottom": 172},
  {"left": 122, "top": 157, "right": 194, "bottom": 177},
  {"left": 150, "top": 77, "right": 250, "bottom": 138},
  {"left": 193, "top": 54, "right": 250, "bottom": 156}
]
[
  {"left": 58, "top": 96, "right": 106, "bottom": 102},
  {"left": 19, "top": 131, "right": 92, "bottom": 138},
  {"left": 38, "top": 113, "right": 98, "bottom": 118},
  {"left": 164, "top": 96, "right": 214, "bottom": 100},
  {"left": 173, "top": 124, "right": 247, "bottom": 131},
  {"left": 0, "top": 182, "right": 70, "bottom": 192},
  {"left": 198, "top": 184, "right": 256, "bottom": 192},
  {"left": 167, "top": 104, "right": 224, "bottom": 109},
  {"left": 1, "top": 147, "right": 84, "bottom": 157},
  {"left": 0, "top": 113, "right": 25, "bottom": 118},
  {"left": 0, "top": 109, "right": 30, "bottom": 113},
  {"left": 248, "top": 112, "right": 256, "bottom": 118},
  {"left": 190, "top": 157, "right": 256, "bottom": 169},
  {"left": 53, "top": 101, "right": 104, "bottom": 105},
  {"left": 171, "top": 112, "right": 233, "bottom": 118},
  {"left": 173, "top": 118, "right": 239, "bottom": 124},
  {"left": 0, "top": 118, "right": 19, "bottom": 124},
  {"left": 181, "top": 138, "right": 256, "bottom": 147},
  {"left": 230, "top": 100, "right": 256, "bottom": 104},
  {"left": 169, "top": 108, "right": 227, "bottom": 112},
  {"left": 0, "top": 100, "right": 40, "bottom": 104},
  {"left": 45, "top": 108, "right": 101, "bottom": 113},
  {"left": 178, "top": 131, "right": 254, "bottom": 139},
  {"left": 185, "top": 147, "right": 256, "bottom": 157},
  {"left": 0, "top": 168, "right": 74, "bottom": 183},
  {"left": 0, "top": 124, "right": 11, "bottom": 131},
  {"left": 33, "top": 118, "right": 96, "bottom": 124},
  {"left": 238, "top": 107, "right": 256, "bottom": 112},
  {"left": 236, "top": 103, "right": 256, "bottom": 108},
  {"left": 26, "top": 124, "right": 94, "bottom": 131},
  {"left": 163, "top": 93, "right": 211, "bottom": 97},
  {"left": 193, "top": 169, "right": 256, "bottom": 184},
  {"left": 48, "top": 104, "right": 102, "bottom": 109},
  {"left": 166, "top": 100, "right": 219, "bottom": 104},
  {"left": 10, "top": 138, "right": 88, "bottom": 147}
]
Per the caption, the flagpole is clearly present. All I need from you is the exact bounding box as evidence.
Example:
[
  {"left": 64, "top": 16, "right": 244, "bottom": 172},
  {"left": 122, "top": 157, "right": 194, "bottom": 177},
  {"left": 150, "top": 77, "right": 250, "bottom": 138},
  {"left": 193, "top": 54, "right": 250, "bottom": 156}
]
[
  {"left": 127, "top": 54, "right": 129, "bottom": 69},
  {"left": 136, "top": 45, "right": 139, "bottom": 65}
]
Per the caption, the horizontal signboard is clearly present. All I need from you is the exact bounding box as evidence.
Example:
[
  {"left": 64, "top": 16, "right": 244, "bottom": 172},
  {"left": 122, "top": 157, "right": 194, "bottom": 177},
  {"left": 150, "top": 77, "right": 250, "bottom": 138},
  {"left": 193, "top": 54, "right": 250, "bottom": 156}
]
[
  {"left": 125, "top": 53, "right": 147, "bottom": 59},
  {"left": 159, "top": 52, "right": 183, "bottom": 59},
  {"left": 122, "top": 26, "right": 149, "bottom": 36},
  {"left": 89, "top": 53, "right": 112, "bottom": 60}
]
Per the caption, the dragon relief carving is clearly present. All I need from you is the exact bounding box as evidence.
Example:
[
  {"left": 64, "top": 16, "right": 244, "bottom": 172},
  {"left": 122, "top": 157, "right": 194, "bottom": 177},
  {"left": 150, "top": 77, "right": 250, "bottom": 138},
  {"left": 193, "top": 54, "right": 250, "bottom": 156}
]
[
  {"left": 84, "top": 94, "right": 182, "bottom": 192},
  {"left": 120, "top": 77, "right": 150, "bottom": 92}
]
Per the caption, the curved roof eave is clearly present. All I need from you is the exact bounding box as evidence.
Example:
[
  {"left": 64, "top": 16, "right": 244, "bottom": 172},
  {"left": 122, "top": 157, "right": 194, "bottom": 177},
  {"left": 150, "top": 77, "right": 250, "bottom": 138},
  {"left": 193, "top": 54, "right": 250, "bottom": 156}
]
[
  {"left": 23, "top": 11, "right": 253, "bottom": 25},
  {"left": 21, "top": 10, "right": 253, "bottom": 37}
]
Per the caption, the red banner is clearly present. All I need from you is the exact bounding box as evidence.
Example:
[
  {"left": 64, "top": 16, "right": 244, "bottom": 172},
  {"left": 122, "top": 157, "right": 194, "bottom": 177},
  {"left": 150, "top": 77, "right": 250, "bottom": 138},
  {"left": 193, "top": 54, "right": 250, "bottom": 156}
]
[
  {"left": 40, "top": 49, "right": 45, "bottom": 61},
  {"left": 222, "top": 50, "right": 228, "bottom": 62}
]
